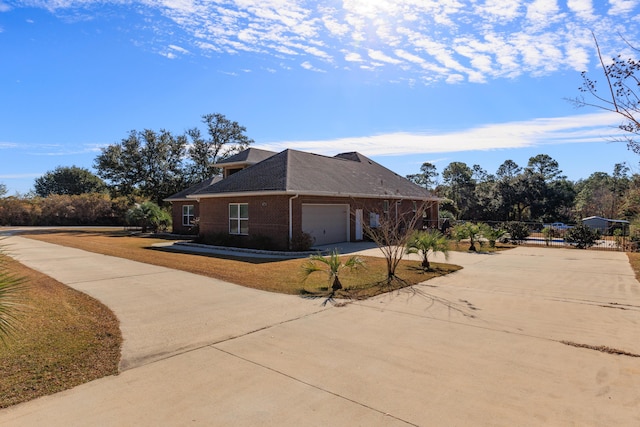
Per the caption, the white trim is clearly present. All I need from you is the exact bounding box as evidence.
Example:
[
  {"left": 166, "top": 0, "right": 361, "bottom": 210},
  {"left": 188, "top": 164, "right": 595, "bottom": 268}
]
[
  {"left": 182, "top": 204, "right": 195, "bottom": 227},
  {"left": 288, "top": 194, "right": 299, "bottom": 243},
  {"left": 355, "top": 209, "right": 363, "bottom": 240},
  {"left": 229, "top": 202, "right": 249, "bottom": 235}
]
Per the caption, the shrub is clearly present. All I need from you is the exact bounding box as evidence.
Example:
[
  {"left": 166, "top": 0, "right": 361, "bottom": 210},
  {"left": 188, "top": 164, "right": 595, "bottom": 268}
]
[
  {"left": 565, "top": 224, "right": 600, "bottom": 249},
  {"left": 126, "top": 201, "right": 171, "bottom": 233},
  {"left": 247, "top": 234, "right": 274, "bottom": 251},
  {"left": 290, "top": 232, "right": 314, "bottom": 251},
  {"left": 197, "top": 232, "right": 278, "bottom": 251},
  {"left": 504, "top": 221, "right": 530, "bottom": 244},
  {"left": 479, "top": 223, "right": 506, "bottom": 248}
]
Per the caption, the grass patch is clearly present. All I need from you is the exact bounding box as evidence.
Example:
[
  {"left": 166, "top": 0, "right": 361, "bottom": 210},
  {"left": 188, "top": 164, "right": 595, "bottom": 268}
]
[
  {"left": 627, "top": 252, "right": 640, "bottom": 282},
  {"left": 300, "top": 260, "right": 461, "bottom": 300},
  {"left": 0, "top": 254, "right": 121, "bottom": 409},
  {"left": 19, "top": 229, "right": 462, "bottom": 296}
]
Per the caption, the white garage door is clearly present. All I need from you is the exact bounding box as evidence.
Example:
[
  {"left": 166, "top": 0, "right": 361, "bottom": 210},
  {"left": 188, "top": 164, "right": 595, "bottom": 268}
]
[{"left": 302, "top": 204, "right": 349, "bottom": 246}]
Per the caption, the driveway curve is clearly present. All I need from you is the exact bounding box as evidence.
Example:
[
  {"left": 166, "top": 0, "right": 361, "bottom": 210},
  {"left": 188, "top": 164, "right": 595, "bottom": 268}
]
[{"left": 1, "top": 235, "right": 639, "bottom": 426}]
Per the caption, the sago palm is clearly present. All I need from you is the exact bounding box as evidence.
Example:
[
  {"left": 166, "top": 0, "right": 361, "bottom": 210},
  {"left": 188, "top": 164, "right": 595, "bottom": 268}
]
[
  {"left": 0, "top": 249, "right": 27, "bottom": 345},
  {"left": 301, "top": 250, "right": 365, "bottom": 292},
  {"left": 452, "top": 222, "right": 482, "bottom": 251},
  {"left": 406, "top": 230, "right": 449, "bottom": 271}
]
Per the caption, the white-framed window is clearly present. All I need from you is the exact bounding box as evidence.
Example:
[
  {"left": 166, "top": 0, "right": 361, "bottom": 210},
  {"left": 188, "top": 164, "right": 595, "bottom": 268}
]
[
  {"left": 182, "top": 205, "right": 195, "bottom": 226},
  {"left": 229, "top": 203, "right": 249, "bottom": 235},
  {"left": 383, "top": 200, "right": 389, "bottom": 214},
  {"left": 412, "top": 201, "right": 418, "bottom": 212},
  {"left": 369, "top": 212, "right": 380, "bottom": 228}
]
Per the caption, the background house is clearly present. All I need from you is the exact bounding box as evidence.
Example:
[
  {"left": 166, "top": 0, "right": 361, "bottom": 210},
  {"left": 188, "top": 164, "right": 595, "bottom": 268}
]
[
  {"left": 167, "top": 148, "right": 440, "bottom": 250},
  {"left": 582, "top": 216, "right": 630, "bottom": 235}
]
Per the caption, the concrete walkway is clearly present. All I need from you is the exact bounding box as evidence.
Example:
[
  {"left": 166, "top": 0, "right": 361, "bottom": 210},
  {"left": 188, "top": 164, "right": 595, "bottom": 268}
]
[{"left": 1, "top": 236, "right": 639, "bottom": 426}]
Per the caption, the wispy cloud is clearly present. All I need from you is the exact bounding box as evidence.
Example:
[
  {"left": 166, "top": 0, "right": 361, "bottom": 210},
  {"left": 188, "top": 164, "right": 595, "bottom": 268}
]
[
  {"left": 12, "top": 1, "right": 640, "bottom": 84},
  {"left": 255, "top": 112, "right": 626, "bottom": 156},
  {"left": 1, "top": 140, "right": 101, "bottom": 156},
  {"left": 0, "top": 173, "right": 40, "bottom": 179}
]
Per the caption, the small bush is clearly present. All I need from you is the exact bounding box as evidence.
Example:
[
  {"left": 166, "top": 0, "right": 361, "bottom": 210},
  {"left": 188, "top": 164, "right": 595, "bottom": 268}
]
[
  {"left": 290, "top": 232, "right": 314, "bottom": 251},
  {"left": 197, "top": 232, "right": 277, "bottom": 251},
  {"left": 126, "top": 201, "right": 171, "bottom": 233},
  {"left": 196, "top": 232, "right": 238, "bottom": 247},
  {"left": 565, "top": 224, "right": 600, "bottom": 249},
  {"left": 504, "top": 221, "right": 530, "bottom": 244},
  {"left": 186, "top": 217, "right": 200, "bottom": 236},
  {"left": 479, "top": 223, "right": 506, "bottom": 248},
  {"left": 248, "top": 234, "right": 274, "bottom": 251}
]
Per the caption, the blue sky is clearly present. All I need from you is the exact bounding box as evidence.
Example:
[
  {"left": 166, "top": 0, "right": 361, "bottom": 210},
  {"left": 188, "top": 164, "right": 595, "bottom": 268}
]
[{"left": 1, "top": 0, "right": 639, "bottom": 195}]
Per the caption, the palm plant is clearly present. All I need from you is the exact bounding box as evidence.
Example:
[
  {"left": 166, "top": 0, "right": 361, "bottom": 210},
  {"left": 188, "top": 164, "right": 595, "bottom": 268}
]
[
  {"left": 0, "top": 248, "right": 27, "bottom": 344},
  {"left": 452, "top": 222, "right": 482, "bottom": 251},
  {"left": 301, "top": 250, "right": 365, "bottom": 292},
  {"left": 479, "top": 223, "right": 507, "bottom": 248},
  {"left": 406, "top": 230, "right": 449, "bottom": 271}
]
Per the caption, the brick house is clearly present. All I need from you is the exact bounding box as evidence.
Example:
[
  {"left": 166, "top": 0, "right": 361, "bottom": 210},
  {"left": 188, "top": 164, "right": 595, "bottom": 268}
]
[{"left": 166, "top": 148, "right": 440, "bottom": 250}]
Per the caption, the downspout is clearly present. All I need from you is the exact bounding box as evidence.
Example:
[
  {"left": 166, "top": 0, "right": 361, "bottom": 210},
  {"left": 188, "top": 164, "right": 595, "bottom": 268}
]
[{"left": 289, "top": 194, "right": 299, "bottom": 248}]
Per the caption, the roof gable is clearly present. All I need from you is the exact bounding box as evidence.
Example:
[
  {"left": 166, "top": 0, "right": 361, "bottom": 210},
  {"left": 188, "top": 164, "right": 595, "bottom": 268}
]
[{"left": 213, "top": 147, "right": 277, "bottom": 167}]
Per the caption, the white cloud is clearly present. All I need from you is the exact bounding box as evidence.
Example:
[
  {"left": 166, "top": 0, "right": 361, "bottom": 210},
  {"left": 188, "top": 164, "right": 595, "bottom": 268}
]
[
  {"left": 526, "top": 0, "right": 564, "bottom": 31},
  {"left": 480, "top": 0, "right": 523, "bottom": 21},
  {"left": 254, "top": 112, "right": 625, "bottom": 157},
  {"left": 169, "top": 44, "right": 189, "bottom": 54},
  {"left": 300, "top": 61, "right": 325, "bottom": 72},
  {"left": 394, "top": 49, "right": 425, "bottom": 65},
  {"left": 344, "top": 51, "right": 363, "bottom": 62},
  {"left": 608, "top": 0, "right": 639, "bottom": 14},
  {"left": 568, "top": 0, "right": 595, "bottom": 20},
  {"left": 367, "top": 49, "right": 402, "bottom": 65},
  {"left": 0, "top": 173, "right": 40, "bottom": 179},
  {"left": 11, "top": 0, "right": 640, "bottom": 85}
]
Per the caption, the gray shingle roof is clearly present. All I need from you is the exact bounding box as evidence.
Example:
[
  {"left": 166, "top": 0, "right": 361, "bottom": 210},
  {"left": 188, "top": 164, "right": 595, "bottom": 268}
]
[
  {"left": 191, "top": 149, "right": 435, "bottom": 200},
  {"left": 213, "top": 147, "right": 277, "bottom": 166},
  {"left": 164, "top": 176, "right": 222, "bottom": 201}
]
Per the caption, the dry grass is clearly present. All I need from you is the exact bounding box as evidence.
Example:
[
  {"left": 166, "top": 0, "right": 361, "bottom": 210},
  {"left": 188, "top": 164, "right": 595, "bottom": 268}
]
[
  {"left": 19, "top": 229, "right": 462, "bottom": 296},
  {"left": 627, "top": 252, "right": 640, "bottom": 282},
  {"left": 0, "top": 254, "right": 121, "bottom": 409}
]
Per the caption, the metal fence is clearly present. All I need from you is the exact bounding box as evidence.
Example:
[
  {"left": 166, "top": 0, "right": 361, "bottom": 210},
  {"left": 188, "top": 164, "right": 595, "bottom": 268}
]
[{"left": 454, "top": 220, "right": 636, "bottom": 252}]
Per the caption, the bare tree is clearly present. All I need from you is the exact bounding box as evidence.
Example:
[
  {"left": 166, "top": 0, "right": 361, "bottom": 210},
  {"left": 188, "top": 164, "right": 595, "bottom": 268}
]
[
  {"left": 358, "top": 201, "right": 476, "bottom": 317},
  {"left": 571, "top": 32, "right": 640, "bottom": 154},
  {"left": 360, "top": 202, "right": 431, "bottom": 284}
]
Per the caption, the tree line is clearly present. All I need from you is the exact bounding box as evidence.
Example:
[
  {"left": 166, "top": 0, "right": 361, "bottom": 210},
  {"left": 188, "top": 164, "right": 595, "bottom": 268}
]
[
  {"left": 0, "top": 113, "right": 253, "bottom": 226},
  {"left": 406, "top": 155, "right": 638, "bottom": 227}
]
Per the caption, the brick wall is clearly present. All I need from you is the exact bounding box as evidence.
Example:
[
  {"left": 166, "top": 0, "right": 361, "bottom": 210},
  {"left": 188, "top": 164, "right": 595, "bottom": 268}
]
[
  {"left": 170, "top": 201, "right": 199, "bottom": 235},
  {"left": 197, "top": 194, "right": 439, "bottom": 250},
  {"left": 199, "top": 195, "right": 290, "bottom": 250}
]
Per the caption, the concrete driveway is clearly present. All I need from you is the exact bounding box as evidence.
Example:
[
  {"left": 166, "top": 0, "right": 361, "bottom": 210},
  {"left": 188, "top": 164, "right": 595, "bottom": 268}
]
[{"left": 1, "top": 236, "right": 639, "bottom": 426}]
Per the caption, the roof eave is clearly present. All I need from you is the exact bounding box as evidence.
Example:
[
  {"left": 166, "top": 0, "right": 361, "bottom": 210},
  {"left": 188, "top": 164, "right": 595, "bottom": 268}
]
[{"left": 189, "top": 190, "right": 440, "bottom": 200}]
